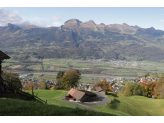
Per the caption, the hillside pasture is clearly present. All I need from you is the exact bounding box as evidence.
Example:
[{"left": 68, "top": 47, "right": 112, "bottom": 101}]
[
  {"left": 0, "top": 98, "right": 111, "bottom": 116},
  {"left": 93, "top": 92, "right": 164, "bottom": 116}
]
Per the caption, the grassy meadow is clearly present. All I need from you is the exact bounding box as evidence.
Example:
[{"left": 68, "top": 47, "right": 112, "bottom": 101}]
[
  {"left": 93, "top": 92, "right": 164, "bottom": 116},
  {"left": 0, "top": 90, "right": 111, "bottom": 116},
  {"left": 1, "top": 90, "right": 164, "bottom": 116}
]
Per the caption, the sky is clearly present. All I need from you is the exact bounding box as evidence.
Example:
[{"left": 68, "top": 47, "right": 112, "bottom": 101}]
[{"left": 1, "top": 0, "right": 164, "bottom": 30}]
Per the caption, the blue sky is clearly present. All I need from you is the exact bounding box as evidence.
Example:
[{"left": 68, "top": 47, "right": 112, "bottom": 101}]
[{"left": 1, "top": 1, "right": 164, "bottom": 30}]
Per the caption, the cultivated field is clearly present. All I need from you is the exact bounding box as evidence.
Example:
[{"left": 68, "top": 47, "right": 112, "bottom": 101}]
[{"left": 3, "top": 58, "right": 164, "bottom": 78}]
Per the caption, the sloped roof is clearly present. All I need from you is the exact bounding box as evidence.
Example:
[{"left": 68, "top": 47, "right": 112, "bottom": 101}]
[
  {"left": 67, "top": 88, "right": 77, "bottom": 96},
  {"left": 72, "top": 90, "right": 85, "bottom": 99},
  {"left": 79, "top": 90, "right": 96, "bottom": 96},
  {"left": 0, "top": 50, "right": 10, "bottom": 60},
  {"left": 95, "top": 86, "right": 106, "bottom": 92},
  {"left": 95, "top": 86, "right": 102, "bottom": 91}
]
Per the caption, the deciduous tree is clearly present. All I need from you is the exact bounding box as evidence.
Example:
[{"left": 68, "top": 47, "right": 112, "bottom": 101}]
[
  {"left": 61, "top": 69, "right": 81, "bottom": 90},
  {"left": 38, "top": 77, "right": 47, "bottom": 89}
]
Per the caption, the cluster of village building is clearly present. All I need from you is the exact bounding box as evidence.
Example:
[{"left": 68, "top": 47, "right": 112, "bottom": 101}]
[
  {"left": 18, "top": 73, "right": 160, "bottom": 94},
  {"left": 87, "top": 59, "right": 153, "bottom": 67},
  {"left": 19, "top": 74, "right": 55, "bottom": 87},
  {"left": 83, "top": 76, "right": 160, "bottom": 94}
]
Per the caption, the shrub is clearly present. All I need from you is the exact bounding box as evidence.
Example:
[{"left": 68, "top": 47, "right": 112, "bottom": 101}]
[
  {"left": 133, "top": 84, "right": 145, "bottom": 96},
  {"left": 2, "top": 69, "right": 22, "bottom": 91}
]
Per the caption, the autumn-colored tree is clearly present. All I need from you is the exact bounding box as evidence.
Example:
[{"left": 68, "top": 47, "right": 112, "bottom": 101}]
[
  {"left": 124, "top": 83, "right": 136, "bottom": 96},
  {"left": 51, "top": 86, "right": 55, "bottom": 90},
  {"left": 154, "top": 82, "right": 159, "bottom": 98},
  {"left": 93, "top": 78, "right": 102, "bottom": 91},
  {"left": 22, "top": 81, "right": 33, "bottom": 90},
  {"left": 28, "top": 82, "right": 34, "bottom": 90},
  {"left": 108, "top": 84, "right": 113, "bottom": 92},
  {"left": 101, "top": 78, "right": 113, "bottom": 92},
  {"left": 156, "top": 77, "right": 164, "bottom": 98},
  {"left": 22, "top": 83, "right": 28, "bottom": 90},
  {"left": 157, "top": 83, "right": 164, "bottom": 99},
  {"left": 94, "top": 77, "right": 100, "bottom": 86},
  {"left": 60, "top": 69, "right": 81, "bottom": 90},
  {"left": 33, "top": 83, "right": 39, "bottom": 90},
  {"left": 38, "top": 77, "right": 47, "bottom": 89},
  {"left": 139, "top": 81, "right": 156, "bottom": 98},
  {"left": 102, "top": 79, "right": 109, "bottom": 91}
]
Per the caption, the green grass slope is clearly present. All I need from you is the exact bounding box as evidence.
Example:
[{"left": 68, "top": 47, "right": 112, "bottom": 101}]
[
  {"left": 93, "top": 93, "right": 164, "bottom": 116},
  {"left": 0, "top": 90, "right": 114, "bottom": 116},
  {"left": 1, "top": 90, "right": 164, "bottom": 116},
  {"left": 0, "top": 98, "right": 111, "bottom": 116}
]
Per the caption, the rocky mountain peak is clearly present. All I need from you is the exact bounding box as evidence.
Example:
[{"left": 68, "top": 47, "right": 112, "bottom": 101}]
[
  {"left": 100, "top": 23, "right": 105, "bottom": 25},
  {"left": 64, "top": 19, "right": 82, "bottom": 26},
  {"left": 7, "top": 23, "right": 21, "bottom": 31},
  {"left": 122, "top": 23, "right": 128, "bottom": 26},
  {"left": 84, "top": 20, "right": 96, "bottom": 25},
  {"left": 21, "top": 25, "right": 38, "bottom": 29}
]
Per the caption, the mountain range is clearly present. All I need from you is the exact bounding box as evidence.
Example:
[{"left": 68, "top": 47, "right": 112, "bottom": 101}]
[{"left": 1, "top": 19, "right": 164, "bottom": 61}]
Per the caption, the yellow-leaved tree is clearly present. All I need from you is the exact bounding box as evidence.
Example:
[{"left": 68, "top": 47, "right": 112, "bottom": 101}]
[
  {"left": 61, "top": 69, "right": 81, "bottom": 90},
  {"left": 38, "top": 77, "right": 47, "bottom": 89},
  {"left": 102, "top": 78, "right": 113, "bottom": 92}
]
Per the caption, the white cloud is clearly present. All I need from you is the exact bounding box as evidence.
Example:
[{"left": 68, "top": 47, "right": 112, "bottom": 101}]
[
  {"left": 0, "top": 8, "right": 63, "bottom": 27},
  {"left": 51, "top": 15, "right": 62, "bottom": 21},
  {"left": 47, "top": 22, "right": 62, "bottom": 27},
  {"left": 0, "top": 7, "right": 30, "bottom": 26}
]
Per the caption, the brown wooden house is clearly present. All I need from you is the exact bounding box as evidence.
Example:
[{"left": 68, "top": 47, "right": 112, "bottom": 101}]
[
  {"left": 66, "top": 88, "right": 97, "bottom": 102},
  {"left": 95, "top": 86, "right": 107, "bottom": 95}
]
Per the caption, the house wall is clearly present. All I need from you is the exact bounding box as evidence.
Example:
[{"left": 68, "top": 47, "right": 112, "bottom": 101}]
[
  {"left": 100, "top": 91, "right": 106, "bottom": 95},
  {"left": 81, "top": 95, "right": 89, "bottom": 102}
]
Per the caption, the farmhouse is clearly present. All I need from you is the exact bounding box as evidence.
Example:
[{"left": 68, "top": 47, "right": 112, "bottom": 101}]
[
  {"left": 65, "top": 88, "right": 97, "bottom": 102},
  {"left": 95, "top": 86, "right": 107, "bottom": 95}
]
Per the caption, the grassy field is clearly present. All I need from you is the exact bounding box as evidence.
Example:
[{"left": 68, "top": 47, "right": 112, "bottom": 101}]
[
  {"left": 0, "top": 90, "right": 111, "bottom": 116},
  {"left": 93, "top": 92, "right": 164, "bottom": 116},
  {"left": 4, "top": 58, "right": 164, "bottom": 77},
  {"left": 2, "top": 63, "right": 11, "bottom": 67},
  {"left": 1, "top": 90, "right": 164, "bottom": 116},
  {"left": 117, "top": 81, "right": 132, "bottom": 85}
]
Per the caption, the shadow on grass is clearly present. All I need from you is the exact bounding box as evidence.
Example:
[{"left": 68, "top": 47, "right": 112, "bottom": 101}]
[
  {"left": 108, "top": 98, "right": 120, "bottom": 110},
  {"left": 106, "top": 92, "right": 118, "bottom": 97},
  {"left": 0, "top": 98, "right": 117, "bottom": 116}
]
